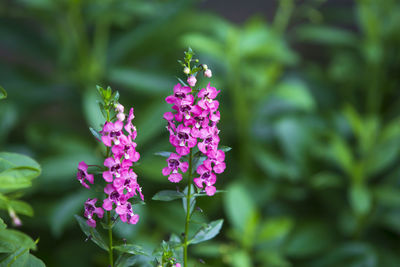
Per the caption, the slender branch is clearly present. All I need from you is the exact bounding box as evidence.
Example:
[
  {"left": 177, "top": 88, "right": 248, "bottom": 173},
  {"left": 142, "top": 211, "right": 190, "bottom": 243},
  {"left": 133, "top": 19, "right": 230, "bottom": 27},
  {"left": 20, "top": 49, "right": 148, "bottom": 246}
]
[{"left": 183, "top": 149, "right": 193, "bottom": 267}]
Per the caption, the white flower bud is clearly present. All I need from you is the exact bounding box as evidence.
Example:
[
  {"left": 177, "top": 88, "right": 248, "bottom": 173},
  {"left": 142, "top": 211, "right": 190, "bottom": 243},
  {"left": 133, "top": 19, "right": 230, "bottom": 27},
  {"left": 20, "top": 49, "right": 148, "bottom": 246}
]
[
  {"left": 204, "top": 69, "right": 212, "bottom": 78},
  {"left": 183, "top": 67, "right": 190, "bottom": 74},
  {"left": 117, "top": 112, "right": 125, "bottom": 121},
  {"left": 202, "top": 64, "right": 208, "bottom": 70},
  {"left": 115, "top": 103, "right": 124, "bottom": 113}
]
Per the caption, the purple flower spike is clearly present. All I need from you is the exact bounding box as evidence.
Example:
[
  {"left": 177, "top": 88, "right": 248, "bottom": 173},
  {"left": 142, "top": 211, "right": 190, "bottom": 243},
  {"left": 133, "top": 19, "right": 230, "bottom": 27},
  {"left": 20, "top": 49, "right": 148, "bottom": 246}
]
[
  {"left": 163, "top": 76, "right": 226, "bottom": 195},
  {"left": 77, "top": 101, "right": 143, "bottom": 225}
]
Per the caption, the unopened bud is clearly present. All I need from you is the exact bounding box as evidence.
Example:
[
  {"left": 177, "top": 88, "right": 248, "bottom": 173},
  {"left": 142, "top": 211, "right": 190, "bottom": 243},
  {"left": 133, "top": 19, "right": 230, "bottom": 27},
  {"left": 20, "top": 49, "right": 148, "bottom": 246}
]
[
  {"left": 115, "top": 103, "right": 124, "bottom": 113},
  {"left": 183, "top": 67, "right": 190, "bottom": 75},
  {"left": 117, "top": 112, "right": 125, "bottom": 121},
  {"left": 9, "top": 209, "right": 22, "bottom": 226},
  {"left": 202, "top": 64, "right": 208, "bottom": 70},
  {"left": 187, "top": 75, "right": 197, "bottom": 87},
  {"left": 204, "top": 69, "right": 212, "bottom": 78}
]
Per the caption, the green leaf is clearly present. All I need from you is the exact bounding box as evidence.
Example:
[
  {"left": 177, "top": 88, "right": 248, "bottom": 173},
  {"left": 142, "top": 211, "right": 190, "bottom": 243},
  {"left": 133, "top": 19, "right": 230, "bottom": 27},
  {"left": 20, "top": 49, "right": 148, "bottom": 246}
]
[
  {"left": 224, "top": 183, "right": 256, "bottom": 233},
  {"left": 257, "top": 217, "right": 293, "bottom": 244},
  {"left": 189, "top": 219, "right": 223, "bottom": 245},
  {"left": 176, "top": 77, "right": 188, "bottom": 87},
  {"left": 74, "top": 215, "right": 108, "bottom": 251},
  {"left": 0, "top": 152, "right": 41, "bottom": 174},
  {"left": 219, "top": 146, "right": 232, "bottom": 152},
  {"left": 115, "top": 254, "right": 139, "bottom": 267},
  {"left": 0, "top": 86, "right": 6, "bottom": 100},
  {"left": 89, "top": 127, "right": 102, "bottom": 142},
  {"left": 114, "top": 244, "right": 147, "bottom": 256},
  {"left": 349, "top": 184, "right": 371, "bottom": 216},
  {"left": 108, "top": 68, "right": 173, "bottom": 94},
  {"left": 50, "top": 190, "right": 92, "bottom": 237},
  {"left": 154, "top": 151, "right": 173, "bottom": 158},
  {"left": 83, "top": 89, "right": 104, "bottom": 129},
  {"left": 0, "top": 152, "right": 41, "bottom": 192},
  {"left": 296, "top": 25, "right": 358, "bottom": 46},
  {"left": 285, "top": 222, "right": 333, "bottom": 257},
  {"left": 274, "top": 80, "right": 315, "bottom": 112},
  {"left": 0, "top": 217, "right": 6, "bottom": 230},
  {"left": 0, "top": 229, "right": 36, "bottom": 253},
  {"left": 0, "top": 248, "right": 29, "bottom": 267},
  {"left": 25, "top": 254, "right": 46, "bottom": 267},
  {"left": 152, "top": 190, "right": 185, "bottom": 201},
  {"left": 0, "top": 199, "right": 34, "bottom": 216}
]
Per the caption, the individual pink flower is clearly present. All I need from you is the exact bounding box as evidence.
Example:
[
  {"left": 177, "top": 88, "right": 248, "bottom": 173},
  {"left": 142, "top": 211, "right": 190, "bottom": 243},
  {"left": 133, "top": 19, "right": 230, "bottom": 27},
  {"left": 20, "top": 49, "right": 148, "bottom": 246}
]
[
  {"left": 84, "top": 198, "right": 104, "bottom": 227},
  {"left": 101, "top": 121, "right": 124, "bottom": 147},
  {"left": 169, "top": 125, "right": 197, "bottom": 156},
  {"left": 162, "top": 153, "right": 189, "bottom": 183},
  {"left": 124, "top": 108, "right": 137, "bottom": 137},
  {"left": 119, "top": 202, "right": 139, "bottom": 224},
  {"left": 102, "top": 157, "right": 132, "bottom": 182},
  {"left": 193, "top": 161, "right": 217, "bottom": 196},
  {"left": 77, "top": 161, "right": 94, "bottom": 189},
  {"left": 103, "top": 184, "right": 127, "bottom": 211},
  {"left": 187, "top": 75, "right": 196, "bottom": 87},
  {"left": 112, "top": 135, "right": 140, "bottom": 162},
  {"left": 165, "top": 83, "right": 192, "bottom": 105}
]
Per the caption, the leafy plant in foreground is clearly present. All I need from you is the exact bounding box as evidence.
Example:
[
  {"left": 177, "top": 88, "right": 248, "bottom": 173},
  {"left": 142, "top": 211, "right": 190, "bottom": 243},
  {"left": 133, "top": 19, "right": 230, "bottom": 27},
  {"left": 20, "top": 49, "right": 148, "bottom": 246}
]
[{"left": 0, "top": 88, "right": 45, "bottom": 266}]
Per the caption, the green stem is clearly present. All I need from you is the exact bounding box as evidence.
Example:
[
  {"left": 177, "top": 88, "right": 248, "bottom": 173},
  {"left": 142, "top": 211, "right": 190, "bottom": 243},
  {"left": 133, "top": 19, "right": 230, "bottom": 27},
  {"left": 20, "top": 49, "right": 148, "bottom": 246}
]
[
  {"left": 183, "top": 149, "right": 193, "bottom": 267},
  {"left": 107, "top": 211, "right": 114, "bottom": 267}
]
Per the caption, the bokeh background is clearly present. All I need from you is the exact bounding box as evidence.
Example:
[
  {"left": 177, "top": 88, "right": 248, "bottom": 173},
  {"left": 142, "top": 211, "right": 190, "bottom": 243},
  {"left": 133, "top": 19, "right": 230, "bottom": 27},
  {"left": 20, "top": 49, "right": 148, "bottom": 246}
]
[{"left": 1, "top": 0, "right": 400, "bottom": 266}]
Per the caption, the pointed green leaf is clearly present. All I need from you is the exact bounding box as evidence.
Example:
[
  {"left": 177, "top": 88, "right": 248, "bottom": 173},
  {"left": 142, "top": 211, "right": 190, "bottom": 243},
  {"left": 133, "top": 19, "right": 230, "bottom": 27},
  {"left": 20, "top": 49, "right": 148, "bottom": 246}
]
[
  {"left": 219, "top": 146, "right": 232, "bottom": 152},
  {"left": 74, "top": 215, "right": 108, "bottom": 251},
  {"left": 0, "top": 217, "right": 6, "bottom": 230},
  {"left": 115, "top": 253, "right": 139, "bottom": 267},
  {"left": 0, "top": 86, "right": 6, "bottom": 100},
  {"left": 89, "top": 127, "right": 102, "bottom": 142},
  {"left": 154, "top": 151, "right": 173, "bottom": 158},
  {"left": 189, "top": 219, "right": 224, "bottom": 245},
  {"left": 152, "top": 190, "right": 185, "bottom": 201},
  {"left": 0, "top": 229, "right": 36, "bottom": 253},
  {"left": 25, "top": 254, "right": 46, "bottom": 267},
  {"left": 114, "top": 244, "right": 147, "bottom": 256}
]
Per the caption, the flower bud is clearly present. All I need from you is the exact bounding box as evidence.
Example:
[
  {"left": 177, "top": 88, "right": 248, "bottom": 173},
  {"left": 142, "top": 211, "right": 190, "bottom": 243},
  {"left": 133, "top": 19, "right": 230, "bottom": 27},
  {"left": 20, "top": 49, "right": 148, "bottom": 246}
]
[
  {"left": 202, "top": 64, "right": 208, "bottom": 70},
  {"left": 187, "top": 75, "right": 197, "bottom": 87},
  {"left": 204, "top": 69, "right": 212, "bottom": 78},
  {"left": 183, "top": 67, "right": 190, "bottom": 75},
  {"left": 117, "top": 112, "right": 125, "bottom": 121},
  {"left": 115, "top": 103, "right": 124, "bottom": 113},
  {"left": 9, "top": 209, "right": 22, "bottom": 226}
]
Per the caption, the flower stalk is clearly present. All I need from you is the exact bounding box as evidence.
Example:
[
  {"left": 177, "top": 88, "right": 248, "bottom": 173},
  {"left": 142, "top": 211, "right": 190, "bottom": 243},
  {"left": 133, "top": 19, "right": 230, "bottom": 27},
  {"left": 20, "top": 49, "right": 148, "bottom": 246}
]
[{"left": 183, "top": 149, "right": 192, "bottom": 267}]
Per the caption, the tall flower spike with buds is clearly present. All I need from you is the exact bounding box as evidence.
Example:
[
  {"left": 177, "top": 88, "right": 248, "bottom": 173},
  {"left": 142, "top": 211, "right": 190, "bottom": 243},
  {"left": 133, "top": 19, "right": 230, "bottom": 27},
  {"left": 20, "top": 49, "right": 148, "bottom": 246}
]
[
  {"left": 75, "top": 86, "right": 143, "bottom": 228},
  {"left": 163, "top": 51, "right": 225, "bottom": 196}
]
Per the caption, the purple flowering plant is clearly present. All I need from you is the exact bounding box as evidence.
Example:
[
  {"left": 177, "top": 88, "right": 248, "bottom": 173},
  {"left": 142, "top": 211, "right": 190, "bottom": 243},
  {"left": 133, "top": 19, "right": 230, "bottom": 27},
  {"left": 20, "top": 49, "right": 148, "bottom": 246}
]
[
  {"left": 73, "top": 50, "right": 228, "bottom": 267},
  {"left": 153, "top": 48, "right": 230, "bottom": 267},
  {"left": 74, "top": 86, "right": 146, "bottom": 267}
]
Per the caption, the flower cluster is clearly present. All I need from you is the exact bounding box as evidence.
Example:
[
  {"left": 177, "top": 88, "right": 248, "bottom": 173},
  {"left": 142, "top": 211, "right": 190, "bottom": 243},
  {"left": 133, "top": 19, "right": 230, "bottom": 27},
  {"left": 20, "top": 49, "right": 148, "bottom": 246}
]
[
  {"left": 77, "top": 104, "right": 143, "bottom": 227},
  {"left": 163, "top": 67, "right": 225, "bottom": 196}
]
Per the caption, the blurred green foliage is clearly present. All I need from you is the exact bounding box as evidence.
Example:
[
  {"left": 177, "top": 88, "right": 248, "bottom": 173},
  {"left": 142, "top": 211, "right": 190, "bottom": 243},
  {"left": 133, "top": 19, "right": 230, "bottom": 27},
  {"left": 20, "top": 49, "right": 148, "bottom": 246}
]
[{"left": 1, "top": 0, "right": 400, "bottom": 266}]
